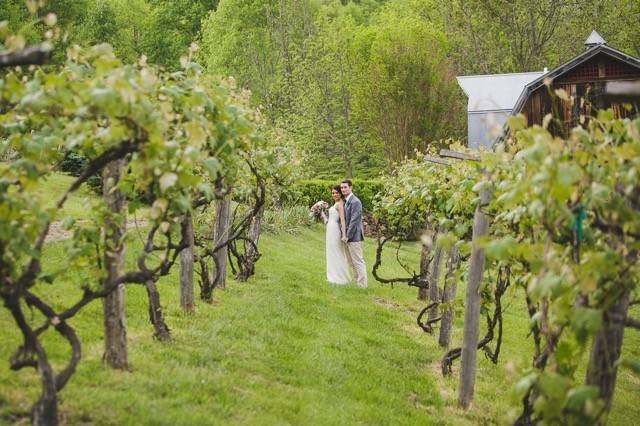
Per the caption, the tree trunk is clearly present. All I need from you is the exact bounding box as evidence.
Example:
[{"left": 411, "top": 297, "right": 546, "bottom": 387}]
[
  {"left": 439, "top": 245, "right": 460, "bottom": 348},
  {"left": 145, "top": 279, "right": 171, "bottom": 341},
  {"left": 586, "top": 287, "right": 630, "bottom": 418},
  {"left": 102, "top": 159, "right": 128, "bottom": 369},
  {"left": 179, "top": 213, "right": 195, "bottom": 312},
  {"left": 213, "top": 195, "right": 231, "bottom": 289},
  {"left": 458, "top": 183, "right": 491, "bottom": 409},
  {"left": 428, "top": 244, "right": 444, "bottom": 322},
  {"left": 237, "top": 206, "right": 264, "bottom": 282},
  {"left": 417, "top": 240, "right": 431, "bottom": 301}
]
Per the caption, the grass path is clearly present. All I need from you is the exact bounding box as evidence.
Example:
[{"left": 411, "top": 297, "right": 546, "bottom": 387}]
[{"left": 0, "top": 225, "right": 638, "bottom": 425}]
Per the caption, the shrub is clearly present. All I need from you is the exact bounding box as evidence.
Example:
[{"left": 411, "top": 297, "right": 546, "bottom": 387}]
[
  {"left": 288, "top": 179, "right": 383, "bottom": 212},
  {"left": 59, "top": 151, "right": 88, "bottom": 176},
  {"left": 0, "top": 144, "right": 19, "bottom": 161},
  {"left": 262, "top": 206, "right": 315, "bottom": 235},
  {"left": 58, "top": 151, "right": 105, "bottom": 196}
]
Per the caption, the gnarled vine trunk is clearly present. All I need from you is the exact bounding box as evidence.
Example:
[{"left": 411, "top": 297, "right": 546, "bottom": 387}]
[
  {"left": 179, "top": 213, "right": 195, "bottom": 312},
  {"left": 586, "top": 287, "right": 630, "bottom": 418},
  {"left": 236, "top": 206, "right": 264, "bottom": 282},
  {"left": 30, "top": 340, "right": 57, "bottom": 426},
  {"left": 145, "top": 279, "right": 171, "bottom": 341},
  {"left": 102, "top": 159, "right": 128, "bottom": 369},
  {"left": 6, "top": 297, "right": 58, "bottom": 426}
]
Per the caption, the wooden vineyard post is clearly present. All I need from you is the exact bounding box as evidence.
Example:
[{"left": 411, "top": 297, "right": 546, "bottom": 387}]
[
  {"left": 458, "top": 173, "right": 491, "bottom": 409},
  {"left": 102, "top": 159, "right": 128, "bottom": 369},
  {"left": 434, "top": 149, "right": 488, "bottom": 409},
  {"left": 421, "top": 157, "right": 450, "bottom": 304},
  {"left": 417, "top": 240, "right": 431, "bottom": 301},
  {"left": 439, "top": 245, "right": 460, "bottom": 348},
  {"left": 213, "top": 194, "right": 232, "bottom": 289},
  {"left": 179, "top": 213, "right": 195, "bottom": 312},
  {"left": 427, "top": 243, "right": 444, "bottom": 322}
]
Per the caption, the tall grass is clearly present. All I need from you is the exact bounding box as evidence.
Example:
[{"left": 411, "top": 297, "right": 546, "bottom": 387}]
[{"left": 262, "top": 206, "right": 315, "bottom": 235}]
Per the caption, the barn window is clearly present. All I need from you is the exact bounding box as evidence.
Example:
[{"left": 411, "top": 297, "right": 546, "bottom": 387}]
[
  {"left": 605, "top": 61, "right": 639, "bottom": 78},
  {"left": 567, "top": 62, "right": 600, "bottom": 81}
]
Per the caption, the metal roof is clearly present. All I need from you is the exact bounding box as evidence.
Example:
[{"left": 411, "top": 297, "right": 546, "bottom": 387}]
[
  {"left": 457, "top": 72, "right": 545, "bottom": 113},
  {"left": 585, "top": 30, "right": 606, "bottom": 47},
  {"left": 511, "top": 40, "right": 640, "bottom": 115}
]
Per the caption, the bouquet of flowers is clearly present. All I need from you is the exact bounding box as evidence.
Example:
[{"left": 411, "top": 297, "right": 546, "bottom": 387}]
[{"left": 309, "top": 200, "right": 329, "bottom": 221}]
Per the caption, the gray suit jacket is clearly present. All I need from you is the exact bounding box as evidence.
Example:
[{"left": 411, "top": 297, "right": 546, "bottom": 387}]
[{"left": 344, "top": 194, "right": 364, "bottom": 242}]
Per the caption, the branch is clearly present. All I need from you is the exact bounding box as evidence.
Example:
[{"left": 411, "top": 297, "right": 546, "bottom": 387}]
[
  {"left": 4, "top": 295, "right": 47, "bottom": 379},
  {"left": 211, "top": 158, "right": 266, "bottom": 254},
  {"left": 417, "top": 302, "right": 441, "bottom": 334},
  {"left": 372, "top": 237, "right": 424, "bottom": 287},
  {"left": 626, "top": 317, "right": 640, "bottom": 330},
  {"left": 0, "top": 45, "right": 51, "bottom": 68},
  {"left": 17, "top": 138, "right": 143, "bottom": 291},
  {"left": 23, "top": 291, "right": 81, "bottom": 391},
  {"left": 441, "top": 266, "right": 510, "bottom": 375},
  {"left": 593, "top": 210, "right": 640, "bottom": 240}
]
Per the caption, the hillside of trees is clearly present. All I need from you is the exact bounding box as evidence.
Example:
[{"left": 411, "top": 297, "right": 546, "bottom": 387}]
[{"left": 4, "top": 0, "right": 638, "bottom": 178}]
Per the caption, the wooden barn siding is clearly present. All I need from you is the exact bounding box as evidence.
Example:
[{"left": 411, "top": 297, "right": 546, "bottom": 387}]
[
  {"left": 521, "top": 53, "right": 640, "bottom": 135},
  {"left": 522, "top": 81, "right": 638, "bottom": 136}
]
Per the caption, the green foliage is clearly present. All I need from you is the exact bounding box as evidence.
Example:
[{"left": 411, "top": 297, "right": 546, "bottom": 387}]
[
  {"left": 142, "top": 0, "right": 218, "bottom": 68},
  {"left": 0, "top": 9, "right": 261, "bottom": 418},
  {"left": 350, "top": 3, "right": 465, "bottom": 164},
  {"left": 199, "top": 0, "right": 464, "bottom": 178},
  {"left": 1, "top": 0, "right": 218, "bottom": 67},
  {"left": 441, "top": 0, "right": 640, "bottom": 75},
  {"left": 58, "top": 151, "right": 87, "bottom": 176},
  {"left": 483, "top": 114, "right": 640, "bottom": 423},
  {"left": 289, "top": 179, "right": 383, "bottom": 212},
  {"left": 373, "top": 142, "right": 478, "bottom": 239},
  {"left": 374, "top": 113, "right": 640, "bottom": 423},
  {"left": 261, "top": 206, "right": 314, "bottom": 235},
  {"left": 1, "top": 227, "right": 638, "bottom": 424}
]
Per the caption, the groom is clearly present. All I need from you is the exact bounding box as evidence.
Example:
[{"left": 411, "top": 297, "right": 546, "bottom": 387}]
[{"left": 340, "top": 180, "right": 368, "bottom": 288}]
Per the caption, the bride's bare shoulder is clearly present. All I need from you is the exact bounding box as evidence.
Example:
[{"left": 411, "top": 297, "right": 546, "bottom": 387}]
[{"left": 336, "top": 201, "right": 345, "bottom": 210}]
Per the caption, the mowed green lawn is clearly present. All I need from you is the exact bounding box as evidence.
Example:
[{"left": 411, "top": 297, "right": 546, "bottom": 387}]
[{"left": 0, "top": 177, "right": 638, "bottom": 424}]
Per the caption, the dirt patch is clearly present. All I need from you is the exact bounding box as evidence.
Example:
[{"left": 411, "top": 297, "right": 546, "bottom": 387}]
[
  {"left": 45, "top": 218, "right": 148, "bottom": 242},
  {"left": 372, "top": 296, "right": 404, "bottom": 310},
  {"left": 372, "top": 296, "right": 423, "bottom": 314}
]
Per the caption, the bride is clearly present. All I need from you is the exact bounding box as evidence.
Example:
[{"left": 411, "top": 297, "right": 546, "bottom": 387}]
[{"left": 321, "top": 185, "right": 353, "bottom": 285}]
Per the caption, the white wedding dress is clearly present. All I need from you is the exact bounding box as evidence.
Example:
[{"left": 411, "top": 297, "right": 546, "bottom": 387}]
[{"left": 326, "top": 205, "right": 353, "bottom": 285}]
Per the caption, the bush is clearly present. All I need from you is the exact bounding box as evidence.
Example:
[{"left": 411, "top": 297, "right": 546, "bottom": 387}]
[
  {"left": 287, "top": 179, "right": 384, "bottom": 212},
  {"left": 58, "top": 151, "right": 105, "bottom": 196},
  {"left": 59, "top": 151, "right": 88, "bottom": 176},
  {"left": 86, "top": 175, "right": 103, "bottom": 195},
  {"left": 0, "top": 144, "right": 19, "bottom": 161},
  {"left": 262, "top": 206, "right": 315, "bottom": 235}
]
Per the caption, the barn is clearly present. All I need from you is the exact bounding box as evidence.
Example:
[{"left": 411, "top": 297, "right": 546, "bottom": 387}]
[
  {"left": 457, "top": 31, "right": 640, "bottom": 148},
  {"left": 512, "top": 31, "right": 640, "bottom": 137},
  {"left": 457, "top": 71, "right": 545, "bottom": 149}
]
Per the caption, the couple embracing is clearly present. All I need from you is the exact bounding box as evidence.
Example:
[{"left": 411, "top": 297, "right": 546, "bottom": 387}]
[{"left": 321, "top": 180, "right": 368, "bottom": 287}]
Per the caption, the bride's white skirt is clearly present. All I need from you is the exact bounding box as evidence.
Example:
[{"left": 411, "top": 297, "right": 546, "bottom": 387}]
[{"left": 326, "top": 211, "right": 353, "bottom": 285}]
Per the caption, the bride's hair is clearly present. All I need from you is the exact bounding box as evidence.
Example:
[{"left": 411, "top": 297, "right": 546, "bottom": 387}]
[{"left": 331, "top": 185, "right": 345, "bottom": 200}]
